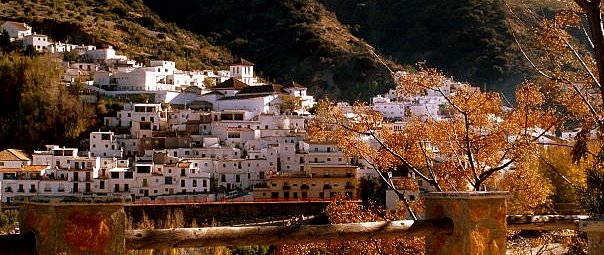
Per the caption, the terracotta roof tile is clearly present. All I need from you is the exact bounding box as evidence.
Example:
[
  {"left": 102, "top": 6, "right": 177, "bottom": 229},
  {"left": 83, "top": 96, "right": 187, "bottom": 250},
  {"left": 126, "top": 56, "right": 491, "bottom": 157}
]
[
  {"left": 4, "top": 21, "right": 30, "bottom": 31},
  {"left": 231, "top": 57, "right": 254, "bottom": 66},
  {"left": 0, "top": 149, "right": 30, "bottom": 161},
  {"left": 23, "top": 165, "right": 49, "bottom": 171},
  {"left": 236, "top": 84, "right": 286, "bottom": 95},
  {"left": 177, "top": 162, "right": 191, "bottom": 168},
  {"left": 214, "top": 78, "right": 249, "bottom": 90},
  {"left": 0, "top": 165, "right": 47, "bottom": 172}
]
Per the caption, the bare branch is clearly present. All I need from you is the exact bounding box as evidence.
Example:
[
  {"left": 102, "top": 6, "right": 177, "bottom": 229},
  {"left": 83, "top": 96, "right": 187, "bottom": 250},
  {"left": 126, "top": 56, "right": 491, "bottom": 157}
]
[
  {"left": 562, "top": 37, "right": 601, "bottom": 88},
  {"left": 418, "top": 140, "right": 437, "bottom": 182},
  {"left": 463, "top": 113, "right": 479, "bottom": 183},
  {"left": 363, "top": 157, "right": 418, "bottom": 220},
  {"left": 539, "top": 156, "right": 576, "bottom": 187},
  {"left": 368, "top": 130, "right": 441, "bottom": 191},
  {"left": 510, "top": 28, "right": 555, "bottom": 80}
]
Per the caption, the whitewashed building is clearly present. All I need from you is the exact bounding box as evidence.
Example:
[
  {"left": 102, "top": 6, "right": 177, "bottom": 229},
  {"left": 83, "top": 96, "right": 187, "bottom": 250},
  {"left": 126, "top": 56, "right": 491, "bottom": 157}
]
[
  {"left": 22, "top": 33, "right": 49, "bottom": 51},
  {"left": 1, "top": 21, "right": 31, "bottom": 40}
]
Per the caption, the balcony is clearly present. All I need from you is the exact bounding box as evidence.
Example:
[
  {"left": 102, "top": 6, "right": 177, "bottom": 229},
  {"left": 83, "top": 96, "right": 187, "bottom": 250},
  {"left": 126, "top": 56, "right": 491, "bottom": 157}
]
[
  {"left": 4, "top": 187, "right": 12, "bottom": 192},
  {"left": 252, "top": 182, "right": 269, "bottom": 189},
  {"left": 17, "top": 188, "right": 24, "bottom": 193}
]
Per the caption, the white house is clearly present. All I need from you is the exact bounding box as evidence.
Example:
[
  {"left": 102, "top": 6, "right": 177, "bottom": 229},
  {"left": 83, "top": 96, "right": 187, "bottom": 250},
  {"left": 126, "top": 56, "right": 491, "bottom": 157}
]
[
  {"left": 32, "top": 145, "right": 78, "bottom": 169},
  {"left": 0, "top": 149, "right": 31, "bottom": 168},
  {"left": 89, "top": 131, "right": 123, "bottom": 158},
  {"left": 1, "top": 21, "right": 31, "bottom": 40},
  {"left": 229, "top": 58, "right": 256, "bottom": 85},
  {"left": 22, "top": 33, "right": 49, "bottom": 51},
  {"left": 104, "top": 103, "right": 168, "bottom": 133},
  {"left": 0, "top": 165, "right": 49, "bottom": 203},
  {"left": 283, "top": 81, "right": 315, "bottom": 114},
  {"left": 85, "top": 46, "right": 124, "bottom": 60}
]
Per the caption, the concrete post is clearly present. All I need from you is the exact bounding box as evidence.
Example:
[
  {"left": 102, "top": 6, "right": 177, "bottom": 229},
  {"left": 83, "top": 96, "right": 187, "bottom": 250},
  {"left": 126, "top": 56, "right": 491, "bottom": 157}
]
[
  {"left": 19, "top": 198, "right": 126, "bottom": 255},
  {"left": 424, "top": 191, "right": 509, "bottom": 255},
  {"left": 579, "top": 217, "right": 604, "bottom": 255}
]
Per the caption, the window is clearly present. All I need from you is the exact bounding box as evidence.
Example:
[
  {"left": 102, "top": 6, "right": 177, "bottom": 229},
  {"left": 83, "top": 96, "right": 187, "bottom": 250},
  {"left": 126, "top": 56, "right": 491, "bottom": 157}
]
[
  {"left": 193, "top": 180, "right": 197, "bottom": 187},
  {"left": 236, "top": 175, "right": 240, "bottom": 183},
  {"left": 221, "top": 174, "right": 226, "bottom": 182},
  {"left": 124, "top": 184, "right": 129, "bottom": 192},
  {"left": 203, "top": 180, "right": 207, "bottom": 187},
  {"left": 100, "top": 181, "right": 105, "bottom": 189},
  {"left": 181, "top": 180, "right": 185, "bottom": 187},
  {"left": 111, "top": 172, "right": 119, "bottom": 179},
  {"left": 165, "top": 177, "right": 172, "bottom": 184},
  {"left": 124, "top": 172, "right": 133, "bottom": 179},
  {"left": 114, "top": 184, "right": 119, "bottom": 192}
]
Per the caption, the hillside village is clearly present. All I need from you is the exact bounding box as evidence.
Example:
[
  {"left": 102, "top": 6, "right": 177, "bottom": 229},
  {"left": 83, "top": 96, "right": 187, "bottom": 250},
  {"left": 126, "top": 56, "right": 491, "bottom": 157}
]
[{"left": 0, "top": 21, "right": 578, "bottom": 208}]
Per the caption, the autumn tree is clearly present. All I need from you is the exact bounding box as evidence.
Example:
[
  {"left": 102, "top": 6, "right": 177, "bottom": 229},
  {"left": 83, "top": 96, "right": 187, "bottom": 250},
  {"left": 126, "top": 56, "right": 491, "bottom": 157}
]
[
  {"left": 279, "top": 94, "right": 302, "bottom": 114},
  {"left": 308, "top": 67, "right": 561, "bottom": 215},
  {"left": 506, "top": 0, "right": 604, "bottom": 215}
]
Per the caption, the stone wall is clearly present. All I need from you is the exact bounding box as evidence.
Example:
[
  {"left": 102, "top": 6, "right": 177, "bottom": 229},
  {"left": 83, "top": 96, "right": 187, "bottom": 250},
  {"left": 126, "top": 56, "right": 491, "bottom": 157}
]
[{"left": 425, "top": 192, "right": 508, "bottom": 255}]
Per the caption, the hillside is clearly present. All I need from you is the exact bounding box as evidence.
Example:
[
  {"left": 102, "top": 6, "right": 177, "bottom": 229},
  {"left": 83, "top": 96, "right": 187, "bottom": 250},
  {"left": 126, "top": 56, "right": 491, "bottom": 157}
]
[
  {"left": 320, "top": 0, "right": 570, "bottom": 96},
  {"left": 0, "top": 0, "right": 565, "bottom": 101},
  {"left": 142, "top": 0, "right": 397, "bottom": 101},
  {"left": 0, "top": 0, "right": 233, "bottom": 69},
  {"left": 320, "top": 0, "right": 522, "bottom": 94}
]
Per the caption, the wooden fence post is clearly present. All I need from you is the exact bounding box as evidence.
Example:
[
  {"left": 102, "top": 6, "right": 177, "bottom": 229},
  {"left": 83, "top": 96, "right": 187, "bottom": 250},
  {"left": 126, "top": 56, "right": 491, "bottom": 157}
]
[
  {"left": 579, "top": 217, "right": 604, "bottom": 255},
  {"left": 19, "top": 198, "right": 126, "bottom": 255},
  {"left": 424, "top": 191, "right": 509, "bottom": 255}
]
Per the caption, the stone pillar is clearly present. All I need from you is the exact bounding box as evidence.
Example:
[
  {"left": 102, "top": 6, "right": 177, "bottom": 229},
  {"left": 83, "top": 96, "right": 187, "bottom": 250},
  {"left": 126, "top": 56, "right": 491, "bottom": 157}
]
[
  {"left": 579, "top": 218, "right": 604, "bottom": 255},
  {"left": 425, "top": 191, "right": 509, "bottom": 255},
  {"left": 19, "top": 199, "right": 126, "bottom": 255}
]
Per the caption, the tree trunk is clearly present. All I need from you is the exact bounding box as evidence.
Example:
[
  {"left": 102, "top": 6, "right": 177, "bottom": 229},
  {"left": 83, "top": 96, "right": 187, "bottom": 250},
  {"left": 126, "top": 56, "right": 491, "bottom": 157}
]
[{"left": 576, "top": 0, "right": 604, "bottom": 101}]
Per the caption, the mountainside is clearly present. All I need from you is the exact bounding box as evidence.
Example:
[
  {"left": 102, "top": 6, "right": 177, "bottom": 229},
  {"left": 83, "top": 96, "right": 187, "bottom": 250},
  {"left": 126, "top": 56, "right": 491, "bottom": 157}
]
[
  {"left": 320, "top": 0, "right": 525, "bottom": 95},
  {"left": 0, "top": 0, "right": 233, "bottom": 69},
  {"left": 1, "top": 0, "right": 562, "bottom": 101},
  {"left": 143, "top": 0, "right": 551, "bottom": 99},
  {"left": 142, "top": 0, "right": 396, "bottom": 100}
]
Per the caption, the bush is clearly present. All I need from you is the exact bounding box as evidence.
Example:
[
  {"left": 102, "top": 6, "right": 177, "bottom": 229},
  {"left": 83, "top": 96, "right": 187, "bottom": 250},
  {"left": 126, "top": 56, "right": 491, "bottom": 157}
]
[
  {"left": 577, "top": 168, "right": 604, "bottom": 215},
  {"left": 230, "top": 245, "right": 272, "bottom": 255}
]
